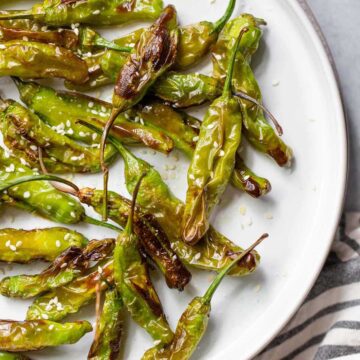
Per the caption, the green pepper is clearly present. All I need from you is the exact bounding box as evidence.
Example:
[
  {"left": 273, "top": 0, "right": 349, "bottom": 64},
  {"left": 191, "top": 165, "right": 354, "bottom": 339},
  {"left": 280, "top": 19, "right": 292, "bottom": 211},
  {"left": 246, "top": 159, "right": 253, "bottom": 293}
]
[
  {"left": 183, "top": 29, "right": 246, "bottom": 245},
  {"left": 113, "top": 175, "right": 174, "bottom": 345},
  {"left": 0, "top": 24, "right": 78, "bottom": 49},
  {"left": 0, "top": 40, "right": 88, "bottom": 83},
  {"left": 88, "top": 288, "right": 124, "bottom": 360},
  {"left": 101, "top": 5, "right": 179, "bottom": 219},
  {"left": 0, "top": 352, "right": 30, "bottom": 360},
  {"left": 153, "top": 72, "right": 222, "bottom": 108},
  {"left": 0, "top": 319, "right": 92, "bottom": 352},
  {"left": 27, "top": 258, "right": 113, "bottom": 321},
  {"left": 0, "top": 227, "right": 88, "bottom": 263},
  {"left": 0, "top": 0, "right": 164, "bottom": 26},
  {"left": 81, "top": 121, "right": 259, "bottom": 277},
  {"left": 13, "top": 78, "right": 174, "bottom": 154},
  {"left": 0, "top": 97, "right": 118, "bottom": 174},
  {"left": 0, "top": 148, "right": 122, "bottom": 232},
  {"left": 142, "top": 234, "right": 267, "bottom": 360},
  {"left": 212, "top": 15, "right": 293, "bottom": 166},
  {"left": 0, "top": 239, "right": 114, "bottom": 299}
]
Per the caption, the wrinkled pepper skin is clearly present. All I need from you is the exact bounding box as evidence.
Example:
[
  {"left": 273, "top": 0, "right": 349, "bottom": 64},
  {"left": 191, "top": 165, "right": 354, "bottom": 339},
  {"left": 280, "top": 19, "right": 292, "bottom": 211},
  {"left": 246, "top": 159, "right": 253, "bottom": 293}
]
[
  {"left": 0, "top": 0, "right": 164, "bottom": 26},
  {"left": 0, "top": 352, "right": 30, "bottom": 360},
  {"left": 142, "top": 237, "right": 265, "bottom": 360},
  {"left": 0, "top": 147, "right": 85, "bottom": 225},
  {"left": 0, "top": 24, "right": 78, "bottom": 49},
  {"left": 0, "top": 98, "right": 117, "bottom": 174},
  {"left": 0, "top": 239, "right": 114, "bottom": 299},
  {"left": 27, "top": 259, "right": 113, "bottom": 321},
  {"left": 0, "top": 40, "right": 88, "bottom": 84},
  {"left": 0, "top": 227, "right": 88, "bottom": 263},
  {"left": 86, "top": 124, "right": 259, "bottom": 277},
  {"left": 183, "top": 30, "right": 244, "bottom": 245},
  {"left": 153, "top": 72, "right": 222, "bottom": 108},
  {"left": 88, "top": 288, "right": 124, "bottom": 360},
  {"left": 212, "top": 15, "right": 293, "bottom": 166},
  {"left": 113, "top": 178, "right": 174, "bottom": 346},
  {"left": 14, "top": 79, "right": 174, "bottom": 154},
  {"left": 0, "top": 319, "right": 92, "bottom": 352},
  {"left": 78, "top": 188, "right": 191, "bottom": 291},
  {"left": 111, "top": 5, "right": 178, "bottom": 112}
]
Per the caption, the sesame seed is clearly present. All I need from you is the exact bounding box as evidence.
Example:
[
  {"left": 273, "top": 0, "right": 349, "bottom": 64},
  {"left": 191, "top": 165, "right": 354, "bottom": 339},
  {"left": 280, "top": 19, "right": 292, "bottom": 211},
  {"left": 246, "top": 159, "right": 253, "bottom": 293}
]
[
  {"left": 93, "top": 9, "right": 100, "bottom": 15},
  {"left": 218, "top": 150, "right": 225, "bottom": 157},
  {"left": 16, "top": 241, "right": 22, "bottom": 247},
  {"left": 48, "top": 324, "right": 54, "bottom": 330},
  {"left": 66, "top": 120, "right": 71, "bottom": 127},
  {"left": 9, "top": 245, "right": 16, "bottom": 252},
  {"left": 56, "top": 240, "right": 61, "bottom": 248},
  {"left": 92, "top": 133, "right": 98, "bottom": 141},
  {"left": 60, "top": 262, "right": 67, "bottom": 268},
  {"left": 207, "top": 123, "right": 215, "bottom": 130},
  {"left": 5, "top": 240, "right": 10, "bottom": 248},
  {"left": 88, "top": 101, "right": 94, "bottom": 108},
  {"left": 193, "top": 136, "right": 199, "bottom": 142},
  {"left": 42, "top": 314, "right": 49, "bottom": 320},
  {"left": 30, "top": 145, "right": 38, "bottom": 151},
  {"left": 23, "top": 191, "right": 31, "bottom": 199},
  {"left": 70, "top": 211, "right": 76, "bottom": 218},
  {"left": 64, "top": 233, "right": 71, "bottom": 241},
  {"left": 79, "top": 131, "right": 86, "bottom": 137}
]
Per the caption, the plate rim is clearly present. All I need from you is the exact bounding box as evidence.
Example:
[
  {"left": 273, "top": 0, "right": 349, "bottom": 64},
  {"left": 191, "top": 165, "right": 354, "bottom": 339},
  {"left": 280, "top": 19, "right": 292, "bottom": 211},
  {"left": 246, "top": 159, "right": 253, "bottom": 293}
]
[{"left": 233, "top": 1, "right": 349, "bottom": 358}]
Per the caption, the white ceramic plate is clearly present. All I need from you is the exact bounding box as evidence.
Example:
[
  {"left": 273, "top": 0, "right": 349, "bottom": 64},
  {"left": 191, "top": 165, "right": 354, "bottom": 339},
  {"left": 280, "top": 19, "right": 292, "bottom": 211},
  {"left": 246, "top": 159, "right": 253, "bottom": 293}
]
[{"left": 0, "top": 0, "right": 347, "bottom": 359}]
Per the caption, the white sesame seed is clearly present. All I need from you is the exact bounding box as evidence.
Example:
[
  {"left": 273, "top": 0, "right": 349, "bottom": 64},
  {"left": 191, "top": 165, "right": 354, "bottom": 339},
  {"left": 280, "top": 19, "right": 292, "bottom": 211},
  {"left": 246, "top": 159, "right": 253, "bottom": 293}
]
[
  {"left": 64, "top": 233, "right": 71, "bottom": 241},
  {"left": 42, "top": 314, "right": 49, "bottom": 319},
  {"left": 66, "top": 120, "right": 71, "bottom": 127},
  {"left": 93, "top": 9, "right": 100, "bottom": 15},
  {"left": 30, "top": 145, "right": 37, "bottom": 151},
  {"left": 218, "top": 150, "right": 225, "bottom": 157},
  {"left": 23, "top": 191, "right": 31, "bottom": 199},
  {"left": 60, "top": 262, "right": 67, "bottom": 268},
  {"left": 207, "top": 123, "right": 215, "bottom": 130},
  {"left": 48, "top": 324, "right": 54, "bottom": 330},
  {"left": 16, "top": 241, "right": 22, "bottom": 247},
  {"left": 9, "top": 245, "right": 17, "bottom": 252},
  {"left": 92, "top": 133, "right": 98, "bottom": 141},
  {"left": 79, "top": 131, "right": 86, "bottom": 137},
  {"left": 5, "top": 240, "right": 10, "bottom": 248},
  {"left": 70, "top": 211, "right": 76, "bottom": 218},
  {"left": 88, "top": 101, "right": 94, "bottom": 108},
  {"left": 56, "top": 240, "right": 61, "bottom": 248}
]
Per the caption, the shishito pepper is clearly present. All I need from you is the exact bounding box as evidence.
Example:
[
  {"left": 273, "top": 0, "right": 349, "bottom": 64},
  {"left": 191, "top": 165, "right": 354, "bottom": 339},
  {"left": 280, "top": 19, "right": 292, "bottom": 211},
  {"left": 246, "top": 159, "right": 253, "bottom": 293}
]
[
  {"left": 27, "top": 258, "right": 114, "bottom": 321},
  {"left": 0, "top": 227, "right": 88, "bottom": 263},
  {"left": 0, "top": 319, "right": 92, "bottom": 352},
  {"left": 113, "top": 175, "right": 174, "bottom": 346},
  {"left": 0, "top": 0, "right": 164, "bottom": 26},
  {"left": 0, "top": 97, "right": 118, "bottom": 174},
  {"left": 182, "top": 29, "right": 247, "bottom": 245},
  {"left": 141, "top": 234, "right": 267, "bottom": 360},
  {"left": 0, "top": 147, "right": 121, "bottom": 232},
  {"left": 88, "top": 288, "right": 124, "bottom": 360},
  {"left": 0, "top": 239, "right": 114, "bottom": 299},
  {"left": 101, "top": 5, "right": 179, "bottom": 219},
  {"left": 13, "top": 78, "right": 174, "bottom": 154},
  {"left": 0, "top": 40, "right": 88, "bottom": 84},
  {"left": 82, "top": 122, "right": 259, "bottom": 276},
  {"left": 212, "top": 15, "right": 293, "bottom": 167}
]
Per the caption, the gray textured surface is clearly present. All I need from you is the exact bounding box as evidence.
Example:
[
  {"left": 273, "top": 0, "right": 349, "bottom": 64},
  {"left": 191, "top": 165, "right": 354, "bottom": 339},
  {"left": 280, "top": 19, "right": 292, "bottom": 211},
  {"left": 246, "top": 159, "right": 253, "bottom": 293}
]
[{"left": 307, "top": 0, "right": 360, "bottom": 211}]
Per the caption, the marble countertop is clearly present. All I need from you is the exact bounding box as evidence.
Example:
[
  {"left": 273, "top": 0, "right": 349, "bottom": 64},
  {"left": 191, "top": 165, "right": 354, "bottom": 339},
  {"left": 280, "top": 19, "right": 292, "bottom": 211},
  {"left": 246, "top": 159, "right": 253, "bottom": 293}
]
[{"left": 307, "top": 0, "right": 360, "bottom": 210}]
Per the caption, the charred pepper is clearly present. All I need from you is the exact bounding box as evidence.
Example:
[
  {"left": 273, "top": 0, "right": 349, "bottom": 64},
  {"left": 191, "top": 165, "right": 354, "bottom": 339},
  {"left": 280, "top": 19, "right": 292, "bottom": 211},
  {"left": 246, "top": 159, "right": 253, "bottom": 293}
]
[
  {"left": 183, "top": 29, "right": 247, "bottom": 245},
  {"left": 0, "top": 0, "right": 164, "bottom": 26},
  {"left": 88, "top": 288, "right": 124, "bottom": 360},
  {"left": 0, "top": 239, "right": 114, "bottom": 299},
  {"left": 0, "top": 319, "right": 92, "bottom": 352},
  {"left": 142, "top": 234, "right": 267, "bottom": 360},
  {"left": 0, "top": 227, "right": 88, "bottom": 263},
  {"left": 113, "top": 175, "right": 174, "bottom": 345}
]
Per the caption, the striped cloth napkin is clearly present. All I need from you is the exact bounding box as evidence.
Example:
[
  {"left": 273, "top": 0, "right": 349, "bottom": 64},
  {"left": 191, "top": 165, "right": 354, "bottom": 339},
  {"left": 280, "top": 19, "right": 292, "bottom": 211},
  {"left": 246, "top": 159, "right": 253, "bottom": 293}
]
[{"left": 256, "top": 213, "right": 360, "bottom": 360}]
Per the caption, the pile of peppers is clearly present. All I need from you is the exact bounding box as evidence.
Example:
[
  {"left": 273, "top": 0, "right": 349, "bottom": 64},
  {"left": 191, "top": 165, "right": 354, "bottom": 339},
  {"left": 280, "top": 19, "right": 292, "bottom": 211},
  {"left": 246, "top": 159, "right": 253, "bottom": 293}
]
[{"left": 0, "top": 0, "right": 292, "bottom": 359}]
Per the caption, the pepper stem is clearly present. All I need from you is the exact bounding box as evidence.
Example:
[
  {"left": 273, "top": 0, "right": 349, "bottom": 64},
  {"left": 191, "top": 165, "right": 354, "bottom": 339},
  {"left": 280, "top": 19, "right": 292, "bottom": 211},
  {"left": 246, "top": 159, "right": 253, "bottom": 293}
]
[
  {"left": 0, "top": 10, "right": 35, "bottom": 20},
  {"left": 84, "top": 215, "right": 122, "bottom": 232},
  {"left": 93, "top": 37, "right": 132, "bottom": 53},
  {"left": 126, "top": 173, "right": 146, "bottom": 234},
  {"left": 101, "top": 108, "right": 122, "bottom": 221},
  {"left": 203, "top": 233, "right": 268, "bottom": 304},
  {"left": 222, "top": 27, "right": 249, "bottom": 97},
  {"left": 213, "top": 0, "right": 236, "bottom": 34},
  {"left": 0, "top": 174, "right": 79, "bottom": 194}
]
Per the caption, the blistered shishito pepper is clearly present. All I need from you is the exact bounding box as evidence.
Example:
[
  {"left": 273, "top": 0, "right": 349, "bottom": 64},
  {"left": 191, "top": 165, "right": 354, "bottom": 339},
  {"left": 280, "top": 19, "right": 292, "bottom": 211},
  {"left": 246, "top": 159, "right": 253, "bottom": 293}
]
[
  {"left": 0, "top": 227, "right": 88, "bottom": 263},
  {"left": 142, "top": 235, "right": 266, "bottom": 360},
  {"left": 101, "top": 6, "right": 179, "bottom": 219},
  {"left": 83, "top": 122, "right": 259, "bottom": 276},
  {"left": 153, "top": 72, "right": 222, "bottom": 108},
  {"left": 114, "top": 176, "right": 174, "bottom": 346},
  {"left": 0, "top": 148, "right": 121, "bottom": 232},
  {"left": 0, "top": 239, "right": 114, "bottom": 299},
  {"left": 0, "top": 40, "right": 88, "bottom": 83},
  {"left": 14, "top": 78, "right": 174, "bottom": 154},
  {"left": 0, "top": 0, "right": 164, "bottom": 26},
  {"left": 183, "top": 29, "right": 246, "bottom": 245},
  {"left": 0, "top": 352, "right": 30, "bottom": 360},
  {"left": 27, "top": 258, "right": 113, "bottom": 321},
  {"left": 212, "top": 15, "right": 293, "bottom": 166},
  {"left": 88, "top": 288, "right": 124, "bottom": 360},
  {"left": 0, "top": 97, "right": 117, "bottom": 174},
  {"left": 0, "top": 319, "right": 92, "bottom": 352}
]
